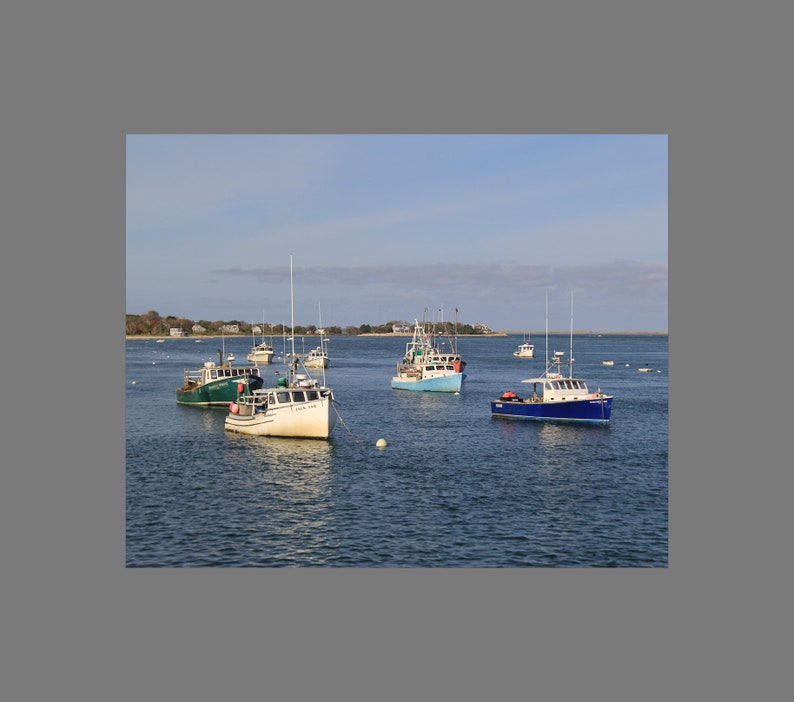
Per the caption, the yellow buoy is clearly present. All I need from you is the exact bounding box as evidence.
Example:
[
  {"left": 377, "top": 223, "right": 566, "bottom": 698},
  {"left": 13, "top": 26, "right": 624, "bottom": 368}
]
[{"left": 376, "top": 438, "right": 387, "bottom": 449}]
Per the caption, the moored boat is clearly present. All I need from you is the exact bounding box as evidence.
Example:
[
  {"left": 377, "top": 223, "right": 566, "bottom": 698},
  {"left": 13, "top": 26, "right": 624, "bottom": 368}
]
[
  {"left": 225, "top": 254, "right": 338, "bottom": 439},
  {"left": 602, "top": 360, "right": 615, "bottom": 366},
  {"left": 302, "top": 305, "right": 330, "bottom": 369},
  {"left": 176, "top": 350, "right": 264, "bottom": 406},
  {"left": 513, "top": 333, "right": 535, "bottom": 358},
  {"left": 224, "top": 359, "right": 337, "bottom": 439},
  {"left": 391, "top": 314, "right": 466, "bottom": 392},
  {"left": 491, "top": 292, "right": 613, "bottom": 424},
  {"left": 247, "top": 315, "right": 275, "bottom": 364},
  {"left": 302, "top": 342, "right": 329, "bottom": 369},
  {"left": 247, "top": 341, "right": 275, "bottom": 364}
]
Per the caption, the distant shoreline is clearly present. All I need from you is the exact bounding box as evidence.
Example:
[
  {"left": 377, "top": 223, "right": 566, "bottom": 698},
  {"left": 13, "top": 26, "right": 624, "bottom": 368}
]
[{"left": 126, "top": 331, "right": 667, "bottom": 340}]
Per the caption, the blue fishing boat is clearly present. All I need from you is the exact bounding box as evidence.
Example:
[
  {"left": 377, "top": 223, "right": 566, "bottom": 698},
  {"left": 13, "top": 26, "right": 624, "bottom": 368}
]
[{"left": 491, "top": 293, "right": 613, "bottom": 424}]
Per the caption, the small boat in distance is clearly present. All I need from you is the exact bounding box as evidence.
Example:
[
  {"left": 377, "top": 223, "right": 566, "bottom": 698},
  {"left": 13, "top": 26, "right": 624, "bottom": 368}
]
[
  {"left": 176, "top": 349, "right": 264, "bottom": 406},
  {"left": 247, "top": 340, "right": 275, "bottom": 364},
  {"left": 226, "top": 352, "right": 235, "bottom": 362},
  {"left": 491, "top": 292, "right": 613, "bottom": 424},
  {"left": 247, "top": 315, "right": 275, "bottom": 365},
  {"left": 513, "top": 334, "right": 535, "bottom": 358},
  {"left": 302, "top": 339, "right": 329, "bottom": 369},
  {"left": 602, "top": 360, "right": 615, "bottom": 366},
  {"left": 302, "top": 306, "right": 330, "bottom": 369}
]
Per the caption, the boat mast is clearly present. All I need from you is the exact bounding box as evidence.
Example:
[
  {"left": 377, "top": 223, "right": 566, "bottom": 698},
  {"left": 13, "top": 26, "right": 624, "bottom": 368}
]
[
  {"left": 569, "top": 291, "right": 574, "bottom": 378},
  {"left": 289, "top": 254, "right": 296, "bottom": 375},
  {"left": 545, "top": 290, "right": 549, "bottom": 369},
  {"left": 318, "top": 300, "right": 327, "bottom": 387}
]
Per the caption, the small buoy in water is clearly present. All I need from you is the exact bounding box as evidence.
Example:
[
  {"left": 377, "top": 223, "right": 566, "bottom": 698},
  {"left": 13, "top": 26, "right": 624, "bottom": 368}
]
[
  {"left": 131, "top": 380, "right": 136, "bottom": 384},
  {"left": 376, "top": 438, "right": 387, "bottom": 449}
]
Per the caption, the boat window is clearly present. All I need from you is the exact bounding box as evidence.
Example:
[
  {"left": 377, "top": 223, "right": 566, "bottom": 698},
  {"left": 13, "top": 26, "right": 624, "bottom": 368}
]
[
  {"left": 276, "top": 392, "right": 290, "bottom": 403},
  {"left": 292, "top": 391, "right": 305, "bottom": 402},
  {"left": 305, "top": 390, "right": 318, "bottom": 401},
  {"left": 268, "top": 393, "right": 277, "bottom": 404},
  {"left": 210, "top": 370, "right": 217, "bottom": 379},
  {"left": 545, "top": 382, "right": 552, "bottom": 390}
]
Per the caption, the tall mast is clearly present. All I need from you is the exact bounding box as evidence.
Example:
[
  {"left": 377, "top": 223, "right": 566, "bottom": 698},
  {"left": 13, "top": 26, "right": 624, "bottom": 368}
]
[
  {"left": 289, "top": 254, "right": 296, "bottom": 361},
  {"left": 569, "top": 290, "right": 574, "bottom": 378},
  {"left": 545, "top": 290, "right": 549, "bottom": 368}
]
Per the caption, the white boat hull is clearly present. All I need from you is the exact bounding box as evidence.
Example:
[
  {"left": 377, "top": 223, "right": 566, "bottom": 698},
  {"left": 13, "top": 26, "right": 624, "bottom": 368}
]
[{"left": 225, "top": 396, "right": 337, "bottom": 438}]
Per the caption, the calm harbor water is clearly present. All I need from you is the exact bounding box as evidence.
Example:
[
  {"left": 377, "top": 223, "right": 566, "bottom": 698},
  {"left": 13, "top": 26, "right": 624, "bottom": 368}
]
[{"left": 126, "top": 333, "right": 668, "bottom": 567}]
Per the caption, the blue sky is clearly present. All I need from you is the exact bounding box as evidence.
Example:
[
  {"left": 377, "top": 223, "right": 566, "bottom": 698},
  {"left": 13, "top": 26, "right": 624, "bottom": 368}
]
[{"left": 126, "top": 134, "right": 667, "bottom": 331}]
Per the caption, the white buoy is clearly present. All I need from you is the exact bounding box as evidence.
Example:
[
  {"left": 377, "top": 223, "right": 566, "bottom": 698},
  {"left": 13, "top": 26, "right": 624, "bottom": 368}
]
[
  {"left": 376, "top": 438, "right": 387, "bottom": 449},
  {"left": 131, "top": 380, "right": 136, "bottom": 384}
]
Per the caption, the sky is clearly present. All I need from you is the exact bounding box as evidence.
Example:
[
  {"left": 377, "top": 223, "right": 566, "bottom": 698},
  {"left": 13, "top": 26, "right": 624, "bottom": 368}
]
[{"left": 126, "top": 134, "right": 667, "bottom": 332}]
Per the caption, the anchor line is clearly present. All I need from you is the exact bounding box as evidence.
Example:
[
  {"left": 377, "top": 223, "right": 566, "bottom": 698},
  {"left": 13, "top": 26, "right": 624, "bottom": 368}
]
[{"left": 332, "top": 402, "right": 360, "bottom": 443}]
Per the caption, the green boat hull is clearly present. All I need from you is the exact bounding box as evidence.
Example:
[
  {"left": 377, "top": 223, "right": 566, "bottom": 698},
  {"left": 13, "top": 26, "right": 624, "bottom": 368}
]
[{"left": 176, "top": 374, "right": 264, "bottom": 406}]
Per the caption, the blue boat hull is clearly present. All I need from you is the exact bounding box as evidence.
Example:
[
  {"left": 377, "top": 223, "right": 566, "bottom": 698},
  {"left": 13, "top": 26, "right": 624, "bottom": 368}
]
[
  {"left": 391, "top": 373, "right": 465, "bottom": 392},
  {"left": 491, "top": 396, "right": 612, "bottom": 423}
]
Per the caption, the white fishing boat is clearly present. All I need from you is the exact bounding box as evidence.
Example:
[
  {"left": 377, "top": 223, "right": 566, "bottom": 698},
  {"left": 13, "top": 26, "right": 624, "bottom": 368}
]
[
  {"left": 225, "top": 255, "right": 338, "bottom": 439},
  {"left": 225, "top": 360, "right": 337, "bottom": 439},
  {"left": 302, "top": 304, "right": 330, "bottom": 369},
  {"left": 247, "top": 316, "right": 275, "bottom": 365},
  {"left": 602, "top": 360, "right": 615, "bottom": 366},
  {"left": 302, "top": 341, "right": 329, "bottom": 369},
  {"left": 513, "top": 332, "right": 535, "bottom": 358}
]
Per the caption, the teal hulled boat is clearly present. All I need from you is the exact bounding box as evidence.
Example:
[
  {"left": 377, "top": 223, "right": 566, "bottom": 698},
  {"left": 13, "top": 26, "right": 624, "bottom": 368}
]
[{"left": 176, "top": 356, "right": 265, "bottom": 406}]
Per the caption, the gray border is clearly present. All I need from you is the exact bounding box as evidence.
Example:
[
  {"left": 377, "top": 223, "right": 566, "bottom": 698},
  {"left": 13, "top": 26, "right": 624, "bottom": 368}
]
[{"left": 7, "top": 2, "right": 772, "bottom": 700}]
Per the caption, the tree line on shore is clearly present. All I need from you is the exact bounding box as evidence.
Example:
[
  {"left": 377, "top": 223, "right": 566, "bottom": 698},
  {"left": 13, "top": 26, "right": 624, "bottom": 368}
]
[{"left": 125, "top": 311, "right": 490, "bottom": 337}]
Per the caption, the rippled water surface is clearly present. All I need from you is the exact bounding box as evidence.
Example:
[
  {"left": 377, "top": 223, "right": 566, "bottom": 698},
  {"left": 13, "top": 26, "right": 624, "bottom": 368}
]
[{"left": 126, "top": 334, "right": 668, "bottom": 567}]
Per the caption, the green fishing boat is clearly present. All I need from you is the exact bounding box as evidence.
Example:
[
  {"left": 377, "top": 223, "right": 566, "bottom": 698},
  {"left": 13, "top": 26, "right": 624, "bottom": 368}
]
[{"left": 176, "top": 350, "right": 265, "bottom": 406}]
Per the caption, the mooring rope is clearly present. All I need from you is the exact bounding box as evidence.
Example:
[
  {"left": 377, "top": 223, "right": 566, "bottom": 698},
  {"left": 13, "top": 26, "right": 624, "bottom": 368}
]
[{"left": 332, "top": 402, "right": 360, "bottom": 443}]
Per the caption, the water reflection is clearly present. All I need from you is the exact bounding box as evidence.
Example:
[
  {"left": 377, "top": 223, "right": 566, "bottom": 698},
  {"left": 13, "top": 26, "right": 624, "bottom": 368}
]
[
  {"left": 222, "top": 436, "right": 336, "bottom": 565},
  {"left": 536, "top": 422, "right": 610, "bottom": 451},
  {"left": 174, "top": 404, "right": 228, "bottom": 433},
  {"left": 224, "top": 434, "right": 334, "bottom": 501}
]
